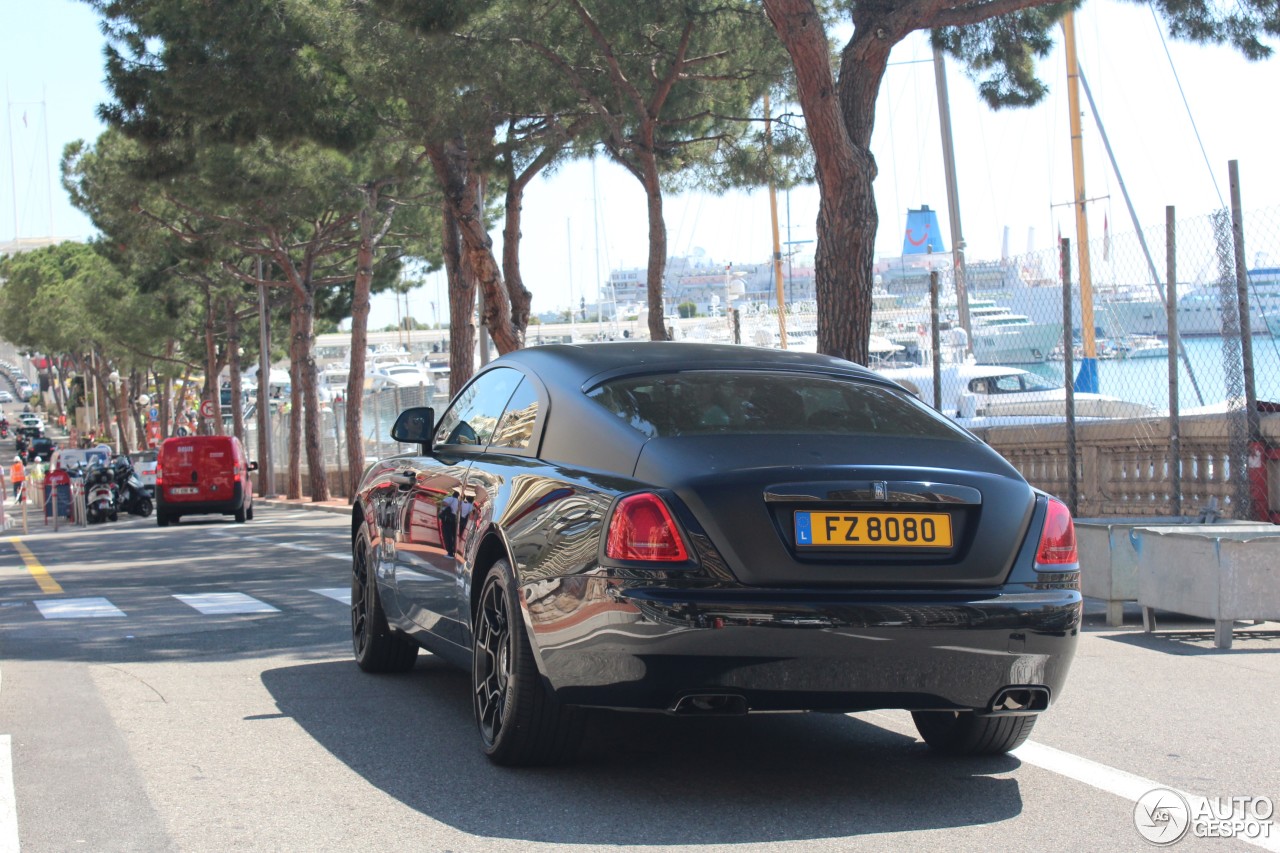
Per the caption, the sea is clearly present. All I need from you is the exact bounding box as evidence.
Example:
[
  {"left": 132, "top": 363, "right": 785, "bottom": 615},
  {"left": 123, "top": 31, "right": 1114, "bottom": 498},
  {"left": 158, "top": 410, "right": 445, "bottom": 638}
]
[{"left": 1021, "top": 335, "right": 1280, "bottom": 414}]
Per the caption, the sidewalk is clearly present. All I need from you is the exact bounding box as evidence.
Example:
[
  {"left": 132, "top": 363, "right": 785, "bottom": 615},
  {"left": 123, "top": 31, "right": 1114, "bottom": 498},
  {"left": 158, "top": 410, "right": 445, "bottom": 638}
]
[{"left": 256, "top": 495, "right": 353, "bottom": 516}]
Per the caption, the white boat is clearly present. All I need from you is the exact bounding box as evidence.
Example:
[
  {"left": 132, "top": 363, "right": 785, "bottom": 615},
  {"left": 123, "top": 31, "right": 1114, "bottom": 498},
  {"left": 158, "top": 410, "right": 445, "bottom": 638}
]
[
  {"left": 379, "top": 362, "right": 437, "bottom": 389},
  {"left": 875, "top": 294, "right": 1062, "bottom": 365},
  {"left": 876, "top": 357, "right": 1157, "bottom": 421},
  {"left": 1114, "top": 334, "right": 1168, "bottom": 359}
]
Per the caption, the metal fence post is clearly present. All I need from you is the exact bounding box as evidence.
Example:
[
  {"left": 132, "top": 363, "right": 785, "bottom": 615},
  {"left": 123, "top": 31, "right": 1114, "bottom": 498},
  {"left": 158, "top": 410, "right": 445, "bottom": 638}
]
[
  {"left": 1166, "top": 205, "right": 1181, "bottom": 516},
  {"left": 1060, "top": 237, "right": 1078, "bottom": 516}
]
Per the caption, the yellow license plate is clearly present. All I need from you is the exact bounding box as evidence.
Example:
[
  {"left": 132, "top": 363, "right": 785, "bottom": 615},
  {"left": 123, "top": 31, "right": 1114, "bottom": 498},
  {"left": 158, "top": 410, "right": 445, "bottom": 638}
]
[{"left": 795, "top": 511, "right": 953, "bottom": 548}]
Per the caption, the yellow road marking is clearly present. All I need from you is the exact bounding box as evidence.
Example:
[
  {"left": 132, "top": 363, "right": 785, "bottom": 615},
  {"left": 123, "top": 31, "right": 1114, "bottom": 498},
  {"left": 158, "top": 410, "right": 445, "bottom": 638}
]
[{"left": 8, "top": 537, "right": 63, "bottom": 594}]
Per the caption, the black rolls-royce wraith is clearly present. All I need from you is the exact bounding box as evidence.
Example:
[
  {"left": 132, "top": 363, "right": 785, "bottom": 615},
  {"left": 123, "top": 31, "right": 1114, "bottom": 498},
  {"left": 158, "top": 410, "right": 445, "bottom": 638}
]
[{"left": 351, "top": 342, "right": 1080, "bottom": 766}]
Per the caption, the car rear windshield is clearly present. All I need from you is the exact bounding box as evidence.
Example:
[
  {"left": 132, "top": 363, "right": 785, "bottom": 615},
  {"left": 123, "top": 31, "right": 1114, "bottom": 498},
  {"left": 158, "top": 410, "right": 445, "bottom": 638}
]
[{"left": 587, "top": 371, "right": 971, "bottom": 441}]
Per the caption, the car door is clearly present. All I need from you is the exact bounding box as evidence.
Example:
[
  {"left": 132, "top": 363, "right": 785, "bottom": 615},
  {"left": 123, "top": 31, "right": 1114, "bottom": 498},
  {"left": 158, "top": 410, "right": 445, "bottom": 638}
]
[{"left": 392, "top": 366, "right": 526, "bottom": 646}]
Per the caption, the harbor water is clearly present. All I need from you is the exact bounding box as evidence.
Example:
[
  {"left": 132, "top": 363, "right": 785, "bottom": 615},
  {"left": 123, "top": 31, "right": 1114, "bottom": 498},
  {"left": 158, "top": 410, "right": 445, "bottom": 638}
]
[{"left": 1021, "top": 335, "right": 1280, "bottom": 414}]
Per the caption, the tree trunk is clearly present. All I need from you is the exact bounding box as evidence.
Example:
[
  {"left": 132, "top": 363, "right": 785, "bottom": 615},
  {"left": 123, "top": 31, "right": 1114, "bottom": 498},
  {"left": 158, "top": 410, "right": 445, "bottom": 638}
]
[
  {"left": 763, "top": 0, "right": 891, "bottom": 365},
  {"left": 641, "top": 155, "right": 670, "bottom": 342},
  {"left": 442, "top": 200, "right": 476, "bottom": 396},
  {"left": 203, "top": 286, "right": 226, "bottom": 435},
  {"left": 427, "top": 138, "right": 522, "bottom": 355},
  {"left": 256, "top": 300, "right": 272, "bottom": 495},
  {"left": 297, "top": 278, "right": 328, "bottom": 502},
  {"left": 286, "top": 290, "right": 303, "bottom": 500},
  {"left": 115, "top": 375, "right": 132, "bottom": 456},
  {"left": 346, "top": 205, "right": 375, "bottom": 495},
  {"left": 501, "top": 161, "right": 534, "bottom": 337},
  {"left": 228, "top": 301, "right": 245, "bottom": 446}
]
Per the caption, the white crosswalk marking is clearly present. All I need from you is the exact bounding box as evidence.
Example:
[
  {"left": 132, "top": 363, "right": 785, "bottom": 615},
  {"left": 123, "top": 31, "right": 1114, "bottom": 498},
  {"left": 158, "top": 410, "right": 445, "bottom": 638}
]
[
  {"left": 312, "top": 588, "right": 351, "bottom": 605},
  {"left": 173, "top": 593, "right": 279, "bottom": 615},
  {"left": 35, "top": 598, "right": 126, "bottom": 619}
]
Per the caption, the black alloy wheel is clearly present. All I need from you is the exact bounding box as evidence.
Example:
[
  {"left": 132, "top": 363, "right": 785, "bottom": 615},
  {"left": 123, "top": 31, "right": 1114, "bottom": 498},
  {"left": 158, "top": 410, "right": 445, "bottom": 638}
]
[
  {"left": 472, "top": 560, "right": 582, "bottom": 766},
  {"left": 911, "top": 710, "right": 1038, "bottom": 755},
  {"left": 351, "top": 530, "right": 417, "bottom": 672}
]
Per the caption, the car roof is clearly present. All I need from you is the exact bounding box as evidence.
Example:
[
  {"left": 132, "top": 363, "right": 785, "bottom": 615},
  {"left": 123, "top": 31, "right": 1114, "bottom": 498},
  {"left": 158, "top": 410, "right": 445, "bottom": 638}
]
[{"left": 493, "top": 342, "right": 890, "bottom": 390}]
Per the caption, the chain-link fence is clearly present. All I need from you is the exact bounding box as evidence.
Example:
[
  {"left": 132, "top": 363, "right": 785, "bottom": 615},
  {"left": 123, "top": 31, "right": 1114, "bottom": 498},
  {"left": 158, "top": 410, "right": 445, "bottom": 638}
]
[{"left": 245, "top": 384, "right": 438, "bottom": 497}]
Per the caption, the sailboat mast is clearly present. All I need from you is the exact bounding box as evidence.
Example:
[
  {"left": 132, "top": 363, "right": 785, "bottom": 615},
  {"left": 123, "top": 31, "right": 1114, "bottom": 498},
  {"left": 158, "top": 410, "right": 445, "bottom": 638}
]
[
  {"left": 932, "top": 46, "right": 971, "bottom": 340},
  {"left": 764, "top": 93, "right": 789, "bottom": 349},
  {"left": 1063, "top": 12, "right": 1099, "bottom": 392}
]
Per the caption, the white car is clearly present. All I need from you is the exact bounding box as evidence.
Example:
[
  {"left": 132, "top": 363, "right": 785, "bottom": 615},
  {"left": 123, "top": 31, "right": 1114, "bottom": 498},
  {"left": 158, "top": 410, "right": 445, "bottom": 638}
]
[
  {"left": 0, "top": 391, "right": 11, "bottom": 403},
  {"left": 128, "top": 449, "right": 158, "bottom": 489},
  {"left": 18, "top": 413, "right": 45, "bottom": 431}
]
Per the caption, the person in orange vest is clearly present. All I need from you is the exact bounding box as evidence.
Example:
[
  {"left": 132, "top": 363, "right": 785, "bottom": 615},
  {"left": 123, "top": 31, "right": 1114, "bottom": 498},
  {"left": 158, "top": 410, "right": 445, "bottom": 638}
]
[{"left": 10, "top": 456, "right": 26, "bottom": 502}]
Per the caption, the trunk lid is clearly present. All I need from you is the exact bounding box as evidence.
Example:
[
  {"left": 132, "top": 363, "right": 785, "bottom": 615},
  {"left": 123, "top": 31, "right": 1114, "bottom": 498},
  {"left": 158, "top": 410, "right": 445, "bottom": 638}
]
[{"left": 634, "top": 434, "right": 1035, "bottom": 587}]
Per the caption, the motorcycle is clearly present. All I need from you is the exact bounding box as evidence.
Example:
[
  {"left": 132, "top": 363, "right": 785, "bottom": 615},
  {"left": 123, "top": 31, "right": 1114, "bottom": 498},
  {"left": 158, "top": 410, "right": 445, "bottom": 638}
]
[
  {"left": 84, "top": 461, "right": 119, "bottom": 524},
  {"left": 0, "top": 422, "right": 8, "bottom": 439},
  {"left": 110, "top": 456, "right": 153, "bottom": 518}
]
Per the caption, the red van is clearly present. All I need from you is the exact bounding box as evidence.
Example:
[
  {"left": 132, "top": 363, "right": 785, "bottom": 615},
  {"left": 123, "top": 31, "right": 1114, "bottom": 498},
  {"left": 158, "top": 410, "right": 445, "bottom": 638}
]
[{"left": 155, "top": 435, "right": 257, "bottom": 526}]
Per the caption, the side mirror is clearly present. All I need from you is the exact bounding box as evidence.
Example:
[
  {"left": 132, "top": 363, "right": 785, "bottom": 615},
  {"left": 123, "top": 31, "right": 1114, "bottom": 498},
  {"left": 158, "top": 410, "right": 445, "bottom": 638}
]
[
  {"left": 247, "top": 461, "right": 259, "bottom": 472},
  {"left": 391, "top": 406, "right": 435, "bottom": 453}
]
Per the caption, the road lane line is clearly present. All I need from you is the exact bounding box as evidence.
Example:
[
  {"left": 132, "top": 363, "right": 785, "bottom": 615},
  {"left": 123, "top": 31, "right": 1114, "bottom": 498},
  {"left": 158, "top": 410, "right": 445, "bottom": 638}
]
[
  {"left": 173, "top": 593, "right": 279, "bottom": 615},
  {"left": 8, "top": 536, "right": 62, "bottom": 594},
  {"left": 35, "top": 598, "right": 126, "bottom": 619},
  {"left": 0, "top": 735, "right": 17, "bottom": 853},
  {"left": 312, "top": 588, "right": 351, "bottom": 605},
  {"left": 1012, "top": 741, "right": 1280, "bottom": 852},
  {"left": 865, "top": 711, "right": 1280, "bottom": 851}
]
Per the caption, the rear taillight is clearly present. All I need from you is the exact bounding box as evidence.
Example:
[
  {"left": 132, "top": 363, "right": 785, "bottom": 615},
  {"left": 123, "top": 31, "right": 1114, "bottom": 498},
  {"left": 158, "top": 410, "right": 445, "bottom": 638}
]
[
  {"left": 233, "top": 464, "right": 242, "bottom": 483},
  {"left": 155, "top": 465, "right": 163, "bottom": 486},
  {"left": 605, "top": 493, "right": 690, "bottom": 562},
  {"left": 1035, "top": 498, "right": 1077, "bottom": 566}
]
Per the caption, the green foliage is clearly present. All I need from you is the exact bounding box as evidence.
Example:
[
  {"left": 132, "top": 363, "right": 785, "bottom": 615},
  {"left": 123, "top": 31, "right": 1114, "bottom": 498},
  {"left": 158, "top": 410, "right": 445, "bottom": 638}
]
[{"left": 677, "top": 301, "right": 699, "bottom": 319}]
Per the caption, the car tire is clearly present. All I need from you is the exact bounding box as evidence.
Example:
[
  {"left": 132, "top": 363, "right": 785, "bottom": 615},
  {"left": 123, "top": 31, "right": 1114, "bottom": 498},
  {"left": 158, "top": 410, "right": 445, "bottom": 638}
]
[
  {"left": 351, "top": 530, "right": 417, "bottom": 673},
  {"left": 911, "top": 710, "right": 1038, "bottom": 755},
  {"left": 234, "top": 503, "right": 246, "bottom": 523},
  {"left": 473, "top": 559, "right": 583, "bottom": 766},
  {"left": 157, "top": 512, "right": 169, "bottom": 527},
  {"left": 246, "top": 502, "right": 254, "bottom": 521}
]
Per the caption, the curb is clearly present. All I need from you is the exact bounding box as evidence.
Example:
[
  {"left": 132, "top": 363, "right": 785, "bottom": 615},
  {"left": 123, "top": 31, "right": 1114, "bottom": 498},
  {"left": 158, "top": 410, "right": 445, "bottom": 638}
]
[{"left": 256, "top": 497, "right": 353, "bottom": 517}]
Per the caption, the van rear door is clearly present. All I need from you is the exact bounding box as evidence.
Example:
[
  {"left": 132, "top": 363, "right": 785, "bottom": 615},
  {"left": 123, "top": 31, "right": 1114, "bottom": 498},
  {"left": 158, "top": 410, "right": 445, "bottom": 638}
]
[{"left": 162, "top": 439, "right": 235, "bottom": 503}]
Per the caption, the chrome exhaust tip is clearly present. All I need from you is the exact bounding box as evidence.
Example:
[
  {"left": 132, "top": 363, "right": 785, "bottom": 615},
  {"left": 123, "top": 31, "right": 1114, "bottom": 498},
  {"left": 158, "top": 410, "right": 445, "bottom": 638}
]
[
  {"left": 985, "top": 685, "right": 1050, "bottom": 716},
  {"left": 669, "top": 693, "right": 749, "bottom": 716}
]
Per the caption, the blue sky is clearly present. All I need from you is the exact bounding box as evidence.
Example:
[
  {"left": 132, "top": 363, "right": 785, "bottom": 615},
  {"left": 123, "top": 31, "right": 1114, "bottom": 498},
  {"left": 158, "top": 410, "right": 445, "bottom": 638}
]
[{"left": 3, "top": 0, "right": 1278, "bottom": 325}]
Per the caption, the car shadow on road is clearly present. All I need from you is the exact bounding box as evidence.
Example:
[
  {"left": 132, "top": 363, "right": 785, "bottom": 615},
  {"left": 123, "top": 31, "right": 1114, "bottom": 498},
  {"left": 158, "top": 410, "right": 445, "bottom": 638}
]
[
  {"left": 262, "top": 657, "right": 1026, "bottom": 846},
  {"left": 1101, "top": 625, "right": 1280, "bottom": 655}
]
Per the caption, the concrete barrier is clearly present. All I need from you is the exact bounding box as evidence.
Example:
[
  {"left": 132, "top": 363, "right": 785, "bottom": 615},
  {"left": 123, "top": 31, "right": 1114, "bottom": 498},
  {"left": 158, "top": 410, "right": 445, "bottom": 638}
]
[
  {"left": 1076, "top": 517, "right": 1270, "bottom": 626},
  {"left": 1132, "top": 525, "right": 1280, "bottom": 648}
]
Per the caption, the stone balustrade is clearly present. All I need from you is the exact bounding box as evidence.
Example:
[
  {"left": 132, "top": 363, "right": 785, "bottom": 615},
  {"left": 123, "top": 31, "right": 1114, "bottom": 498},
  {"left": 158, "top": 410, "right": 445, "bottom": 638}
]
[{"left": 968, "top": 412, "right": 1280, "bottom": 519}]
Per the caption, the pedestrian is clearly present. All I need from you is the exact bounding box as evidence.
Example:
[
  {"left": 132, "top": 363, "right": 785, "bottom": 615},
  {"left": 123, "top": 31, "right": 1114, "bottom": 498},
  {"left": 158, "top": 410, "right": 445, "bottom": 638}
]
[
  {"left": 44, "top": 460, "right": 72, "bottom": 520},
  {"left": 9, "top": 456, "right": 25, "bottom": 502},
  {"left": 439, "top": 488, "right": 460, "bottom": 556},
  {"left": 458, "top": 491, "right": 475, "bottom": 539}
]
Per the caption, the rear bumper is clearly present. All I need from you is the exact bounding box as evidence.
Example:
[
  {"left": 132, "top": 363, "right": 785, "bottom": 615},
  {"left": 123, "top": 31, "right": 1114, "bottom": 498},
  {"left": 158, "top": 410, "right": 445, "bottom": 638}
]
[
  {"left": 525, "top": 579, "right": 1081, "bottom": 714},
  {"left": 157, "top": 483, "right": 246, "bottom": 517}
]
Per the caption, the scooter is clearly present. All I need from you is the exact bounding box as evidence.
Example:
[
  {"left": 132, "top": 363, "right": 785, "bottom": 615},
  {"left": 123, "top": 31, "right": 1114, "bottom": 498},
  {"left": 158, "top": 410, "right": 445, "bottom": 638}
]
[
  {"left": 111, "top": 456, "right": 153, "bottom": 518},
  {"left": 84, "top": 461, "right": 119, "bottom": 524}
]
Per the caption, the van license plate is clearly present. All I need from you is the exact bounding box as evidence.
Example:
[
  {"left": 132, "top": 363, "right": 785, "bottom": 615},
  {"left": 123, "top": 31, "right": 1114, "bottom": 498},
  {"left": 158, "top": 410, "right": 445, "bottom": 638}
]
[
  {"left": 794, "top": 511, "right": 953, "bottom": 548},
  {"left": 171, "top": 487, "right": 198, "bottom": 495}
]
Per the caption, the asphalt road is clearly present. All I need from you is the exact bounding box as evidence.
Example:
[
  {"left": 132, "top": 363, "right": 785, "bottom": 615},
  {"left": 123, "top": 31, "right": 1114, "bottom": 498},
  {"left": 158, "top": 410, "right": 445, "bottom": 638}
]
[{"left": 1, "top": 504, "right": 1277, "bottom": 852}]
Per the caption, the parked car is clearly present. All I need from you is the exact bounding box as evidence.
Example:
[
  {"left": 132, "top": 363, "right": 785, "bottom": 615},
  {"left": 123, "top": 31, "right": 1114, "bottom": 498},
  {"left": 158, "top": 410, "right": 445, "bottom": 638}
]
[
  {"left": 350, "top": 342, "right": 1081, "bottom": 766},
  {"left": 155, "top": 435, "right": 257, "bottom": 526},
  {"left": 127, "top": 449, "right": 159, "bottom": 491},
  {"left": 0, "top": 390, "right": 12, "bottom": 403}
]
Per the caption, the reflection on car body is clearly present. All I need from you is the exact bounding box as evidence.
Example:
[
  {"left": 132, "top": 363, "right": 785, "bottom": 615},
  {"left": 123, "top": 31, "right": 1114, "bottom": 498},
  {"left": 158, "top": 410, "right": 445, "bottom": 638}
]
[{"left": 350, "top": 342, "right": 1081, "bottom": 766}]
